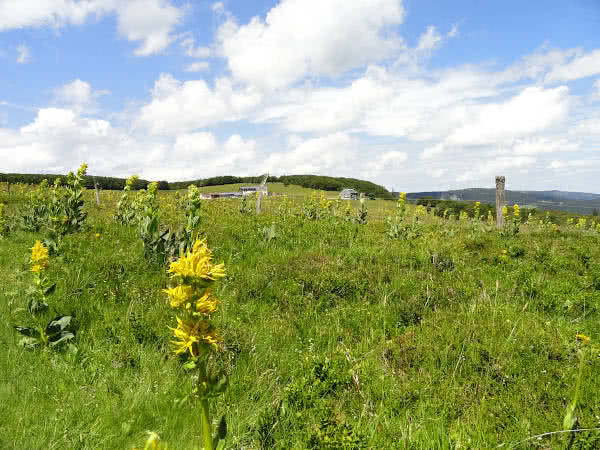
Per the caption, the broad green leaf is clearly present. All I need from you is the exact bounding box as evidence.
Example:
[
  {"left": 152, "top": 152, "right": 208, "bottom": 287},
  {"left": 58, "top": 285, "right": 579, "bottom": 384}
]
[
  {"left": 46, "top": 316, "right": 74, "bottom": 335},
  {"left": 14, "top": 326, "right": 40, "bottom": 338}
]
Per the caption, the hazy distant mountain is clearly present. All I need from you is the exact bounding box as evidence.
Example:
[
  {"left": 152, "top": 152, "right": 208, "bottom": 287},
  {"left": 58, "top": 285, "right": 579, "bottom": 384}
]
[{"left": 406, "top": 189, "right": 600, "bottom": 215}]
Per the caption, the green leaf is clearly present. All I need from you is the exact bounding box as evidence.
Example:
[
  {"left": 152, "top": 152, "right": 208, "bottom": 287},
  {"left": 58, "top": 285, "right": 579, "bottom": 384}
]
[
  {"left": 28, "top": 299, "right": 49, "bottom": 315},
  {"left": 14, "top": 325, "right": 41, "bottom": 338},
  {"left": 216, "top": 415, "right": 227, "bottom": 441},
  {"left": 183, "top": 360, "right": 197, "bottom": 371},
  {"left": 19, "top": 336, "right": 41, "bottom": 349},
  {"left": 46, "top": 316, "right": 74, "bottom": 335},
  {"left": 49, "top": 331, "right": 75, "bottom": 347},
  {"left": 43, "top": 283, "right": 56, "bottom": 296}
]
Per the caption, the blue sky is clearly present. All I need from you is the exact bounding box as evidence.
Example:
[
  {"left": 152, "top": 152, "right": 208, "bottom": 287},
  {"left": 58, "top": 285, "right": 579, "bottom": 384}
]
[{"left": 1, "top": 0, "right": 600, "bottom": 192}]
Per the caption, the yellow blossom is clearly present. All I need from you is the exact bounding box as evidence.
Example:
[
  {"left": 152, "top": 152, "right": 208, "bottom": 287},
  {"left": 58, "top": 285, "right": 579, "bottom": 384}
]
[
  {"left": 170, "top": 317, "right": 219, "bottom": 356},
  {"left": 576, "top": 334, "right": 591, "bottom": 345},
  {"left": 167, "top": 239, "right": 225, "bottom": 282},
  {"left": 77, "top": 163, "right": 88, "bottom": 177},
  {"left": 31, "top": 240, "right": 49, "bottom": 269},
  {"left": 163, "top": 284, "right": 195, "bottom": 309},
  {"left": 194, "top": 289, "right": 218, "bottom": 315},
  {"left": 95, "top": 233, "right": 101, "bottom": 239}
]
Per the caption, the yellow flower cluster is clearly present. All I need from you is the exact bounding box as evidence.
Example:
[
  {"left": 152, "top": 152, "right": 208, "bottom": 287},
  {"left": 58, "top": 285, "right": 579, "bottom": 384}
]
[
  {"left": 125, "top": 174, "right": 139, "bottom": 189},
  {"left": 30, "top": 240, "right": 49, "bottom": 273},
  {"left": 576, "top": 333, "right": 590, "bottom": 346},
  {"left": 77, "top": 163, "right": 88, "bottom": 178},
  {"left": 170, "top": 317, "right": 219, "bottom": 356},
  {"left": 165, "top": 239, "right": 225, "bottom": 357},
  {"left": 167, "top": 239, "right": 225, "bottom": 283},
  {"left": 513, "top": 203, "right": 520, "bottom": 219}
]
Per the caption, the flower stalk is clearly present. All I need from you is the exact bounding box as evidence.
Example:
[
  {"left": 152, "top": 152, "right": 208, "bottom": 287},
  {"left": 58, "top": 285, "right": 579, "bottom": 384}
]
[{"left": 164, "top": 238, "right": 228, "bottom": 449}]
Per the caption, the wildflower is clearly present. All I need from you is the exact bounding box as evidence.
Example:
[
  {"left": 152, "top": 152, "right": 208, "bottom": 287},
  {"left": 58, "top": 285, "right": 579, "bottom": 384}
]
[
  {"left": 134, "top": 431, "right": 167, "bottom": 450},
  {"left": 513, "top": 203, "right": 520, "bottom": 219},
  {"left": 125, "top": 174, "right": 139, "bottom": 189},
  {"left": 167, "top": 239, "right": 225, "bottom": 283},
  {"left": 170, "top": 317, "right": 219, "bottom": 356},
  {"left": 31, "top": 264, "right": 45, "bottom": 274},
  {"left": 194, "top": 289, "right": 218, "bottom": 315},
  {"left": 148, "top": 181, "right": 159, "bottom": 196},
  {"left": 502, "top": 205, "right": 508, "bottom": 216},
  {"left": 163, "top": 284, "right": 195, "bottom": 309},
  {"left": 77, "top": 163, "right": 88, "bottom": 178},
  {"left": 576, "top": 334, "right": 591, "bottom": 345},
  {"left": 31, "top": 240, "right": 49, "bottom": 269},
  {"left": 95, "top": 233, "right": 101, "bottom": 239}
]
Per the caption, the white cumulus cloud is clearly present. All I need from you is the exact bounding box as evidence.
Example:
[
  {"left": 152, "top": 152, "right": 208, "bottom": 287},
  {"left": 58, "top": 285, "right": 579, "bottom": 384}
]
[
  {"left": 217, "top": 0, "right": 405, "bottom": 90},
  {"left": 0, "top": 0, "right": 184, "bottom": 56},
  {"left": 53, "top": 79, "right": 109, "bottom": 112},
  {"left": 136, "top": 73, "right": 263, "bottom": 135}
]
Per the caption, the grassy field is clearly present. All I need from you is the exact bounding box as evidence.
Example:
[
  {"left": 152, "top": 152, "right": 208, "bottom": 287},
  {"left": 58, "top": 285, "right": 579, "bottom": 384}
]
[{"left": 1, "top": 183, "right": 600, "bottom": 449}]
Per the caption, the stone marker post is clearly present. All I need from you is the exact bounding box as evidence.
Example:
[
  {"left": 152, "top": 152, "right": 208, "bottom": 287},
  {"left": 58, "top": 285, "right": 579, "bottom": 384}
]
[{"left": 495, "top": 176, "right": 505, "bottom": 229}]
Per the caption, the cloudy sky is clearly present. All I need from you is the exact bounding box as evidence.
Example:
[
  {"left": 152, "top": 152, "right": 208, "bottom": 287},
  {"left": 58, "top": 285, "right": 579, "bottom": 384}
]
[{"left": 1, "top": 0, "right": 600, "bottom": 192}]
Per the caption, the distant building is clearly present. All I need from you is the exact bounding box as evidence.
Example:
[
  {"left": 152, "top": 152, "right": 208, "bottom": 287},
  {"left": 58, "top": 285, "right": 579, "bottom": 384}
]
[
  {"left": 201, "top": 192, "right": 243, "bottom": 199},
  {"left": 240, "top": 185, "right": 268, "bottom": 196},
  {"left": 340, "top": 188, "right": 359, "bottom": 200}
]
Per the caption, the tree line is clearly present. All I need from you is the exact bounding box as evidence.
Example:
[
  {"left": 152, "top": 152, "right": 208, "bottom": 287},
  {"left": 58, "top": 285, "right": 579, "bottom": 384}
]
[
  {"left": 1, "top": 172, "right": 392, "bottom": 198},
  {"left": 0, "top": 173, "right": 168, "bottom": 190}
]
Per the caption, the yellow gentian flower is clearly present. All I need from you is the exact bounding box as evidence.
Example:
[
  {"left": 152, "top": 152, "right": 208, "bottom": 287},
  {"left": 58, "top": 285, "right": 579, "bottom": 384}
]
[
  {"left": 194, "top": 289, "right": 218, "bottom": 315},
  {"left": 167, "top": 239, "right": 225, "bottom": 282},
  {"left": 31, "top": 240, "right": 49, "bottom": 269},
  {"left": 163, "top": 284, "right": 194, "bottom": 309},
  {"left": 576, "top": 334, "right": 591, "bottom": 345},
  {"left": 170, "top": 317, "right": 219, "bottom": 356}
]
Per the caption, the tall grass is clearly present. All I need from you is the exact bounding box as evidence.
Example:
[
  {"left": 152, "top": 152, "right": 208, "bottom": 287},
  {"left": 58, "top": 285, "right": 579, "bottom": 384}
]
[{"left": 0, "top": 186, "right": 599, "bottom": 448}]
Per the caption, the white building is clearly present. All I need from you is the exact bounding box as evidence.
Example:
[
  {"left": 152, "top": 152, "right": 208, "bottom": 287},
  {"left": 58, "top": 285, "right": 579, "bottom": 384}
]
[{"left": 340, "top": 188, "right": 359, "bottom": 200}]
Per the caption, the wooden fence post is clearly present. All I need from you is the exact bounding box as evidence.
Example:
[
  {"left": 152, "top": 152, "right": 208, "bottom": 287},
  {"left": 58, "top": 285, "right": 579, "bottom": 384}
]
[
  {"left": 256, "top": 191, "right": 262, "bottom": 215},
  {"left": 94, "top": 179, "right": 101, "bottom": 206},
  {"left": 496, "top": 176, "right": 505, "bottom": 229}
]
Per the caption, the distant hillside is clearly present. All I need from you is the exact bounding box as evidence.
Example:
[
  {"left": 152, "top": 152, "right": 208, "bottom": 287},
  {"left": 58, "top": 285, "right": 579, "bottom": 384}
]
[{"left": 407, "top": 188, "right": 600, "bottom": 215}]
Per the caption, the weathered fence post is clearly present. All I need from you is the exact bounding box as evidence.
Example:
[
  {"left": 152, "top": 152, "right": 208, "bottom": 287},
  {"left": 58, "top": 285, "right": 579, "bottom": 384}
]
[
  {"left": 94, "top": 179, "right": 101, "bottom": 206},
  {"left": 256, "top": 191, "right": 262, "bottom": 215},
  {"left": 495, "top": 176, "right": 505, "bottom": 229}
]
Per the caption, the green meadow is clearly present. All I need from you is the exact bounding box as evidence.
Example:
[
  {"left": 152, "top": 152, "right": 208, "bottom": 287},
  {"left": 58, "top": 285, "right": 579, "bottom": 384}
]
[{"left": 1, "top": 181, "right": 599, "bottom": 449}]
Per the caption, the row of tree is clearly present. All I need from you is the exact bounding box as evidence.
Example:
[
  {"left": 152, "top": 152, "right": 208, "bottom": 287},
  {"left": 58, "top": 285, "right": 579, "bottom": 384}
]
[
  {"left": 0, "top": 173, "right": 168, "bottom": 190},
  {"left": 1, "top": 172, "right": 392, "bottom": 198}
]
